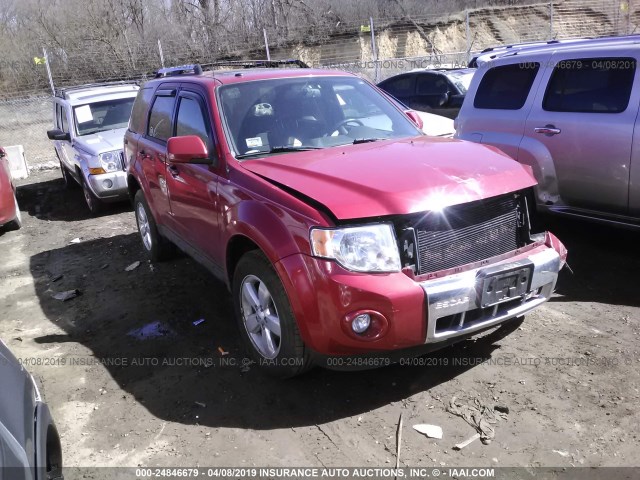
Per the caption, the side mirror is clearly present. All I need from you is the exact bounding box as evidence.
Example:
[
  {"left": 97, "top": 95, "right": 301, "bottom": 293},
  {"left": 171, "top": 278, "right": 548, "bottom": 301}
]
[
  {"left": 405, "top": 110, "right": 424, "bottom": 131},
  {"left": 167, "top": 135, "right": 210, "bottom": 164},
  {"left": 437, "top": 92, "right": 450, "bottom": 107},
  {"left": 47, "top": 129, "right": 71, "bottom": 141},
  {"left": 0, "top": 147, "right": 6, "bottom": 158}
]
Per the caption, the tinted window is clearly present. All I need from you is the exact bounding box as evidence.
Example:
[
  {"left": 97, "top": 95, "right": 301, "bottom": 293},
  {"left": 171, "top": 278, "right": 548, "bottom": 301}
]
[
  {"left": 380, "top": 75, "right": 414, "bottom": 97},
  {"left": 176, "top": 96, "right": 210, "bottom": 144},
  {"left": 60, "top": 107, "right": 68, "bottom": 133},
  {"left": 147, "top": 95, "right": 175, "bottom": 141},
  {"left": 474, "top": 63, "right": 540, "bottom": 110},
  {"left": 129, "top": 87, "right": 153, "bottom": 133},
  {"left": 543, "top": 58, "right": 636, "bottom": 113},
  {"left": 416, "top": 74, "right": 449, "bottom": 95}
]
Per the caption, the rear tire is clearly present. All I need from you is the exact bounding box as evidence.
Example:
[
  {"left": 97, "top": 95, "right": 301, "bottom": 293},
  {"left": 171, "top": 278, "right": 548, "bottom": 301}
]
[
  {"left": 5, "top": 192, "right": 22, "bottom": 231},
  {"left": 134, "top": 190, "right": 175, "bottom": 262},
  {"left": 232, "top": 250, "right": 312, "bottom": 378}
]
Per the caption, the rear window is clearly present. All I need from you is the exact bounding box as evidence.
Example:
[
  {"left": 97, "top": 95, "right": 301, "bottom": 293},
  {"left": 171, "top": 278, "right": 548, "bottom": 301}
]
[
  {"left": 129, "top": 87, "right": 153, "bottom": 133},
  {"left": 543, "top": 58, "right": 636, "bottom": 113},
  {"left": 474, "top": 63, "right": 540, "bottom": 110}
]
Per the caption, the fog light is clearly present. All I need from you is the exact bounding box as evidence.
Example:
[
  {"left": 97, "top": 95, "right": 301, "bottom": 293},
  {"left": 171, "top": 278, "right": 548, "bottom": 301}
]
[
  {"left": 102, "top": 179, "right": 113, "bottom": 189},
  {"left": 351, "top": 313, "right": 371, "bottom": 334}
]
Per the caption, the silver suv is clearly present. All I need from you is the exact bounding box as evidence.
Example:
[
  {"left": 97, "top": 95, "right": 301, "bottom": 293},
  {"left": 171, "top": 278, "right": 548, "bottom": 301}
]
[
  {"left": 47, "top": 83, "right": 139, "bottom": 214},
  {"left": 456, "top": 35, "right": 640, "bottom": 228}
]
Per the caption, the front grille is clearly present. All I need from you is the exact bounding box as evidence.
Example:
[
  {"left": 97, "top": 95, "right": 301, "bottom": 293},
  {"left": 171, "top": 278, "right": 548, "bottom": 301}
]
[{"left": 411, "top": 193, "right": 525, "bottom": 275}]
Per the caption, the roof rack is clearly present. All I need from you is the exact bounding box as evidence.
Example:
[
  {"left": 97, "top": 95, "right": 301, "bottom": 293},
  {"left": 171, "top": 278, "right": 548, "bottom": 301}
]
[
  {"left": 204, "top": 59, "right": 309, "bottom": 69},
  {"left": 470, "top": 34, "right": 640, "bottom": 66},
  {"left": 54, "top": 80, "right": 139, "bottom": 99},
  {"left": 154, "top": 59, "right": 309, "bottom": 78},
  {"left": 155, "top": 64, "right": 203, "bottom": 78}
]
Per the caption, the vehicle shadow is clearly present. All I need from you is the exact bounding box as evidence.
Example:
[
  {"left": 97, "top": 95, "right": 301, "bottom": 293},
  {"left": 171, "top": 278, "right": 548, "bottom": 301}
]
[
  {"left": 30, "top": 233, "right": 515, "bottom": 429},
  {"left": 16, "top": 177, "right": 131, "bottom": 222},
  {"left": 538, "top": 215, "right": 640, "bottom": 307}
]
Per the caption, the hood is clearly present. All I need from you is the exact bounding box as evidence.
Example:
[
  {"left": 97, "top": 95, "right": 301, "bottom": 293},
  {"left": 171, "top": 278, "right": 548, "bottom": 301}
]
[
  {"left": 416, "top": 111, "right": 455, "bottom": 137},
  {"left": 242, "top": 136, "right": 536, "bottom": 220},
  {"left": 75, "top": 128, "right": 126, "bottom": 154}
]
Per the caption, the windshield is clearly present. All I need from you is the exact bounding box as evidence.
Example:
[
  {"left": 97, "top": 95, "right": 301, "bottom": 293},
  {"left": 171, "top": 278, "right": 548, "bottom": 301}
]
[
  {"left": 218, "top": 76, "right": 421, "bottom": 158},
  {"left": 74, "top": 97, "right": 135, "bottom": 136}
]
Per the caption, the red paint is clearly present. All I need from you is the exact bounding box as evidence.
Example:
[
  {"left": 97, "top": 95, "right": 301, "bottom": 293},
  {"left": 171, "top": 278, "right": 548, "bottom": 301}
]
[{"left": 0, "top": 147, "right": 17, "bottom": 226}]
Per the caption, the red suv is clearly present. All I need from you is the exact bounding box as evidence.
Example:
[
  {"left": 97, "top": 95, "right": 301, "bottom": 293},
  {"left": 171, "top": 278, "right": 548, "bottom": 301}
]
[{"left": 125, "top": 62, "right": 567, "bottom": 377}]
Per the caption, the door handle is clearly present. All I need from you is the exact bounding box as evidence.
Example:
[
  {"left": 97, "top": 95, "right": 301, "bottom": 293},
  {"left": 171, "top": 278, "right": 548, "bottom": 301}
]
[
  {"left": 534, "top": 125, "right": 561, "bottom": 136},
  {"left": 168, "top": 165, "right": 180, "bottom": 177},
  {"left": 139, "top": 150, "right": 151, "bottom": 160}
]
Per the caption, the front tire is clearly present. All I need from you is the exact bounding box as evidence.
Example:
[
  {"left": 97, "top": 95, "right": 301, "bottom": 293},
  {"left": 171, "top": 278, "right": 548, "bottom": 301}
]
[
  {"left": 80, "top": 175, "right": 103, "bottom": 215},
  {"left": 232, "top": 250, "right": 311, "bottom": 378},
  {"left": 134, "top": 190, "right": 174, "bottom": 262}
]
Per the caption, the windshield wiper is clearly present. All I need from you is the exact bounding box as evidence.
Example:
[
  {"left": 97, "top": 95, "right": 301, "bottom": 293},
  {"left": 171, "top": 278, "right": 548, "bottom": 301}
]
[
  {"left": 236, "top": 145, "right": 321, "bottom": 159},
  {"left": 352, "top": 137, "right": 385, "bottom": 145}
]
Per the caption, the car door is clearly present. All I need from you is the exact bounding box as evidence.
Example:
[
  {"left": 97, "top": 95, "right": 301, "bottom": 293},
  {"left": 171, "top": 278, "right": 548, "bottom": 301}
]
[
  {"left": 524, "top": 51, "right": 639, "bottom": 214},
  {"left": 165, "top": 89, "right": 222, "bottom": 265},
  {"left": 414, "top": 72, "right": 453, "bottom": 114},
  {"left": 138, "top": 84, "right": 178, "bottom": 227},
  {"left": 56, "top": 103, "right": 75, "bottom": 173}
]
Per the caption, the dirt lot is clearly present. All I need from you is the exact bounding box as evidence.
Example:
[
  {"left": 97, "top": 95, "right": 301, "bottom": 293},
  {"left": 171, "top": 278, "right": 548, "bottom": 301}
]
[{"left": 1, "top": 169, "right": 639, "bottom": 470}]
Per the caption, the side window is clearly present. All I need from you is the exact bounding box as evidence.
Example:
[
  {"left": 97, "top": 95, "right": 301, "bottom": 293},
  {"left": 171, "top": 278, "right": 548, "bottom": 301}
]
[
  {"left": 474, "top": 63, "right": 540, "bottom": 110},
  {"left": 416, "top": 75, "right": 449, "bottom": 95},
  {"left": 55, "top": 104, "right": 61, "bottom": 129},
  {"left": 60, "top": 106, "right": 68, "bottom": 133},
  {"left": 543, "top": 57, "right": 636, "bottom": 113},
  {"left": 147, "top": 94, "right": 176, "bottom": 141},
  {"left": 129, "top": 87, "right": 154, "bottom": 133},
  {"left": 175, "top": 96, "right": 210, "bottom": 145},
  {"left": 381, "top": 75, "right": 415, "bottom": 97}
]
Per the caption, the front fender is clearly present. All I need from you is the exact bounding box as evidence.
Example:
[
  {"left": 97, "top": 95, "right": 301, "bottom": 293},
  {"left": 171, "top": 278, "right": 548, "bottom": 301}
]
[
  {"left": 225, "top": 199, "right": 308, "bottom": 270},
  {"left": 517, "top": 136, "right": 561, "bottom": 207}
]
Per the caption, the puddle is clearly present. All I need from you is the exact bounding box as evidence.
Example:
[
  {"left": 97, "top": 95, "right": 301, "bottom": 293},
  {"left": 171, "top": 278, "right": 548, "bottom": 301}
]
[{"left": 127, "top": 321, "right": 176, "bottom": 340}]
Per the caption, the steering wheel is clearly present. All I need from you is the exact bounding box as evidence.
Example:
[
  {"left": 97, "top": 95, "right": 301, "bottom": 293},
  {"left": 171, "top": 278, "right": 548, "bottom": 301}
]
[{"left": 328, "top": 118, "right": 364, "bottom": 136}]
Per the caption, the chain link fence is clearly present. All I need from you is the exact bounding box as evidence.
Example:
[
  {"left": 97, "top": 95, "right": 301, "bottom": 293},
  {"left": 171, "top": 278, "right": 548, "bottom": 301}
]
[{"left": 0, "top": 0, "right": 637, "bottom": 169}]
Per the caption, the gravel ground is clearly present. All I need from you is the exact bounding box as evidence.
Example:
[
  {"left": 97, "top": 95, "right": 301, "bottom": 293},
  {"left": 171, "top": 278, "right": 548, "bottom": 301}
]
[{"left": 1, "top": 169, "right": 639, "bottom": 471}]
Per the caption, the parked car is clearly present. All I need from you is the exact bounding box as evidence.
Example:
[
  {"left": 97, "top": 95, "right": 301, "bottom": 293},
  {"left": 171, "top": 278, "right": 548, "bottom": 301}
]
[
  {"left": 0, "top": 339, "right": 63, "bottom": 479},
  {"left": 126, "top": 62, "right": 566, "bottom": 377},
  {"left": 0, "top": 146, "right": 21, "bottom": 231},
  {"left": 377, "top": 68, "right": 476, "bottom": 119},
  {"left": 456, "top": 35, "right": 640, "bottom": 228},
  {"left": 47, "top": 82, "right": 139, "bottom": 214}
]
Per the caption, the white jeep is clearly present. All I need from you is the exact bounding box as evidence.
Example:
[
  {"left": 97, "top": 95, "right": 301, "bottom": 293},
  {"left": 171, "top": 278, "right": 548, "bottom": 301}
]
[{"left": 47, "top": 83, "right": 139, "bottom": 214}]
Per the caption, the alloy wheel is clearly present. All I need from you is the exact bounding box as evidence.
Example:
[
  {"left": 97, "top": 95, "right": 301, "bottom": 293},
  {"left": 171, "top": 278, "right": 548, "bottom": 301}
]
[
  {"left": 240, "top": 274, "right": 282, "bottom": 359},
  {"left": 136, "top": 203, "right": 152, "bottom": 251}
]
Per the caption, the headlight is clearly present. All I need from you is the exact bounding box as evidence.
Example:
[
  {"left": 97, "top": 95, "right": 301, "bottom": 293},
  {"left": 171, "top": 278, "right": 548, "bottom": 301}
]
[
  {"left": 310, "top": 223, "right": 401, "bottom": 273},
  {"left": 98, "top": 151, "right": 121, "bottom": 173}
]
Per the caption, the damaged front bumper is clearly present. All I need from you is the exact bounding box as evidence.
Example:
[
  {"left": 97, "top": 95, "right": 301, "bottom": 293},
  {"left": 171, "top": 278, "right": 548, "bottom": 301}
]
[{"left": 421, "top": 233, "right": 563, "bottom": 343}]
